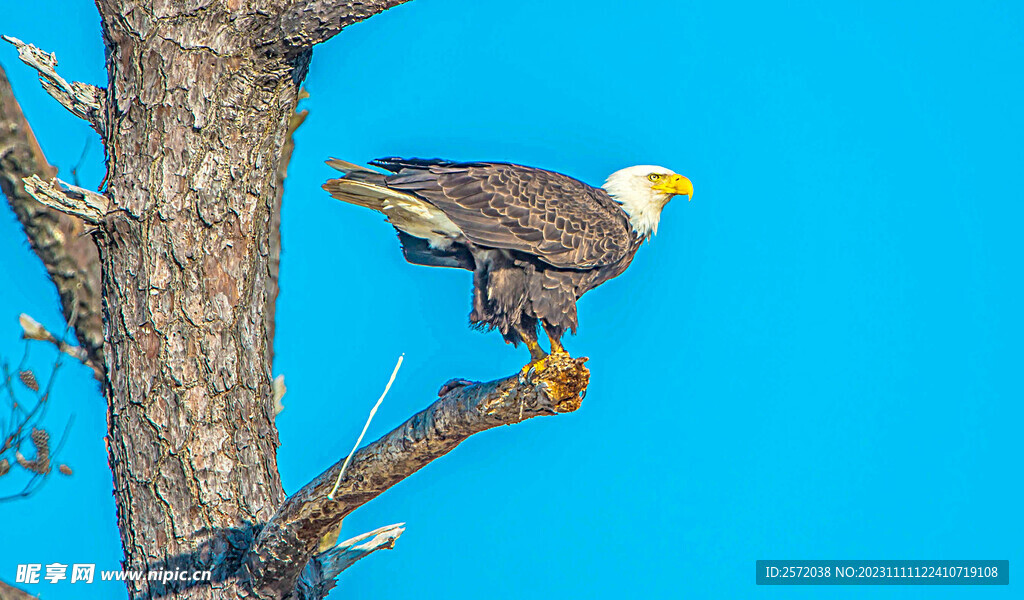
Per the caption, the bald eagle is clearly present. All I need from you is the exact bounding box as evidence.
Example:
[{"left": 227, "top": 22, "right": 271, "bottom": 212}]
[{"left": 323, "top": 158, "right": 692, "bottom": 363}]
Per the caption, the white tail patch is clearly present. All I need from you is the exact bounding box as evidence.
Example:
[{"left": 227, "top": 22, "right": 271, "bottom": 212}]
[{"left": 325, "top": 179, "right": 463, "bottom": 249}]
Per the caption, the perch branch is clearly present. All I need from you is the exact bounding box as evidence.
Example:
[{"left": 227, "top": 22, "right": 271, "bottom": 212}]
[
  {"left": 240, "top": 353, "right": 589, "bottom": 598},
  {"left": 0, "top": 63, "right": 105, "bottom": 368},
  {"left": 1, "top": 36, "right": 106, "bottom": 135},
  {"left": 21, "top": 175, "right": 109, "bottom": 224},
  {"left": 294, "top": 523, "right": 406, "bottom": 598}
]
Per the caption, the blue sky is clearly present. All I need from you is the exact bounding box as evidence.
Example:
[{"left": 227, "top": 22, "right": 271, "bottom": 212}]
[{"left": 1, "top": 0, "right": 1021, "bottom": 598}]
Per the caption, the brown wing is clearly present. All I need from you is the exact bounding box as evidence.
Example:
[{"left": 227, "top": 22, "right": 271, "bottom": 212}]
[{"left": 374, "top": 158, "right": 634, "bottom": 270}]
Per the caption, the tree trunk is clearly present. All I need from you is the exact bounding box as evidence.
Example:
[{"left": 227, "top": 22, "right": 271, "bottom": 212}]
[
  {"left": 4, "top": 1, "right": 593, "bottom": 598},
  {"left": 94, "top": 5, "right": 303, "bottom": 598}
]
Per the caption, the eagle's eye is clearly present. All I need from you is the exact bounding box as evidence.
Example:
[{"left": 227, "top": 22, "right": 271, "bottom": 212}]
[{"left": 648, "top": 173, "right": 661, "bottom": 182}]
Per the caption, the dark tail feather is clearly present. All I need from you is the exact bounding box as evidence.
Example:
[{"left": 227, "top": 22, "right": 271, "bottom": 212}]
[{"left": 396, "top": 231, "right": 474, "bottom": 270}]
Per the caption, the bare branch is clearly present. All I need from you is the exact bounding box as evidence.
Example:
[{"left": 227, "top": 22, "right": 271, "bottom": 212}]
[
  {"left": 19, "top": 314, "right": 100, "bottom": 377},
  {"left": 295, "top": 523, "right": 406, "bottom": 598},
  {"left": 276, "top": 0, "right": 415, "bottom": 47},
  {"left": 21, "top": 175, "right": 109, "bottom": 224},
  {"left": 1, "top": 36, "right": 106, "bottom": 135},
  {"left": 321, "top": 523, "right": 405, "bottom": 577},
  {"left": 0, "top": 62, "right": 104, "bottom": 368},
  {"left": 241, "top": 353, "right": 589, "bottom": 598}
]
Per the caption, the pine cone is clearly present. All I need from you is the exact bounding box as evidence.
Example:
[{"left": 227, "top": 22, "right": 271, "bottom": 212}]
[
  {"left": 15, "top": 428, "right": 52, "bottom": 474},
  {"left": 31, "top": 427, "right": 50, "bottom": 461},
  {"left": 19, "top": 370, "right": 39, "bottom": 392}
]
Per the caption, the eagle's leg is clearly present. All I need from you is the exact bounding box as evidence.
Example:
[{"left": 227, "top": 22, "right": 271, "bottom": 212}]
[
  {"left": 542, "top": 322, "right": 569, "bottom": 356},
  {"left": 513, "top": 319, "right": 547, "bottom": 364}
]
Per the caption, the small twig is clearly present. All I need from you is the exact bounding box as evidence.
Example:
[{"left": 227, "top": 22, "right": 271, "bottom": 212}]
[
  {"left": 18, "top": 313, "right": 98, "bottom": 376},
  {"left": 319, "top": 523, "right": 405, "bottom": 578},
  {"left": 70, "top": 138, "right": 91, "bottom": 187},
  {"left": 328, "top": 354, "right": 404, "bottom": 500},
  {"left": 0, "top": 339, "right": 75, "bottom": 502},
  {"left": 20, "top": 175, "right": 109, "bottom": 224},
  {"left": 50, "top": 416, "right": 74, "bottom": 458},
  {"left": 294, "top": 523, "right": 406, "bottom": 596},
  {"left": 272, "top": 374, "right": 286, "bottom": 416},
  {"left": 2, "top": 35, "right": 106, "bottom": 134},
  {"left": 0, "top": 470, "right": 46, "bottom": 503},
  {"left": 4, "top": 349, "right": 31, "bottom": 418}
]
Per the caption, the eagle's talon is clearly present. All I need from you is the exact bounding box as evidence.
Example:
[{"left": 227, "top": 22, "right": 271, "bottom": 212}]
[
  {"left": 438, "top": 378, "right": 477, "bottom": 397},
  {"left": 522, "top": 356, "right": 550, "bottom": 384},
  {"left": 518, "top": 362, "right": 534, "bottom": 384}
]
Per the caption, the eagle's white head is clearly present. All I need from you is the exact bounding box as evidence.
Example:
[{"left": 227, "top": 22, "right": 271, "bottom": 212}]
[{"left": 602, "top": 165, "right": 693, "bottom": 238}]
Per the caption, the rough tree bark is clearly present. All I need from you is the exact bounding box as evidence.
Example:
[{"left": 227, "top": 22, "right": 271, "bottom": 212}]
[
  {"left": 2, "top": 2, "right": 592, "bottom": 599},
  {"left": 89, "top": 2, "right": 312, "bottom": 596}
]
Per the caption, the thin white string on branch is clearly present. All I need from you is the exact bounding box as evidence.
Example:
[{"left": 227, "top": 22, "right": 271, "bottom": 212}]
[{"left": 327, "top": 354, "right": 404, "bottom": 500}]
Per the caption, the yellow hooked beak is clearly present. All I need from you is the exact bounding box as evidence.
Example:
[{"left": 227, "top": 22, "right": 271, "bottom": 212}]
[{"left": 652, "top": 174, "right": 694, "bottom": 201}]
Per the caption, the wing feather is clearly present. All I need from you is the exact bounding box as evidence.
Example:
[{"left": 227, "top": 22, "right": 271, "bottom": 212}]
[{"left": 384, "top": 160, "right": 633, "bottom": 269}]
